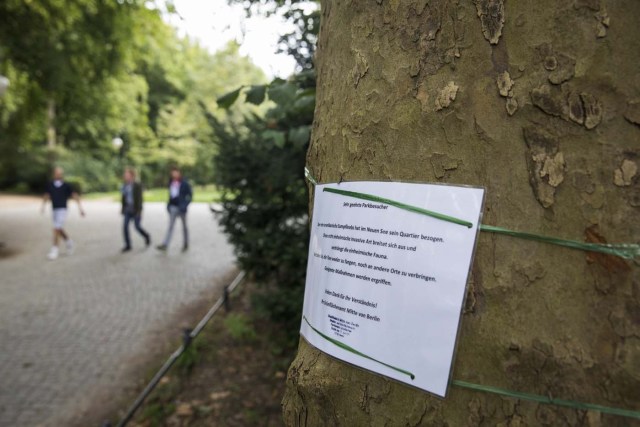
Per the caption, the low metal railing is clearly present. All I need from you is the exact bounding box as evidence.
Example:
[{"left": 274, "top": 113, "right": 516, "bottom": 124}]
[{"left": 106, "top": 271, "right": 246, "bottom": 427}]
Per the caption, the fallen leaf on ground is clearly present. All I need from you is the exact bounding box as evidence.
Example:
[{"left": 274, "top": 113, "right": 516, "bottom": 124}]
[
  {"left": 210, "top": 391, "right": 231, "bottom": 401},
  {"left": 175, "top": 403, "right": 193, "bottom": 417}
]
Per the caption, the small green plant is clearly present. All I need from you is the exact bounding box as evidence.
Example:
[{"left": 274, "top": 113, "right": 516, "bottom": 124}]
[
  {"left": 175, "top": 343, "right": 199, "bottom": 373},
  {"left": 141, "top": 402, "right": 175, "bottom": 427},
  {"left": 244, "top": 408, "right": 261, "bottom": 424},
  {"left": 175, "top": 335, "right": 212, "bottom": 374},
  {"left": 224, "top": 313, "right": 258, "bottom": 342}
]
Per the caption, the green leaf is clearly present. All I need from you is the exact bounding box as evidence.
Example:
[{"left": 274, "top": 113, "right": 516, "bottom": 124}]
[
  {"left": 291, "top": 95, "right": 316, "bottom": 117},
  {"left": 262, "top": 129, "right": 286, "bottom": 148},
  {"left": 288, "top": 126, "right": 311, "bottom": 147},
  {"left": 292, "top": 69, "right": 316, "bottom": 83},
  {"left": 165, "top": 1, "right": 177, "bottom": 14},
  {"left": 216, "top": 87, "right": 242, "bottom": 109},
  {"left": 267, "top": 82, "right": 297, "bottom": 106},
  {"left": 298, "top": 87, "right": 316, "bottom": 97},
  {"left": 265, "top": 106, "right": 286, "bottom": 122},
  {"left": 245, "top": 85, "right": 266, "bottom": 105}
]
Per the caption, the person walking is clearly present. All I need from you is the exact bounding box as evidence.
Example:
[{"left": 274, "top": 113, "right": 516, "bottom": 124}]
[
  {"left": 121, "top": 167, "right": 151, "bottom": 252},
  {"left": 156, "top": 166, "right": 192, "bottom": 252},
  {"left": 41, "top": 167, "right": 85, "bottom": 260}
]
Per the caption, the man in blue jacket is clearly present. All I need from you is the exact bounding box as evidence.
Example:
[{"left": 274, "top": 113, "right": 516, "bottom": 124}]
[{"left": 156, "top": 166, "right": 192, "bottom": 252}]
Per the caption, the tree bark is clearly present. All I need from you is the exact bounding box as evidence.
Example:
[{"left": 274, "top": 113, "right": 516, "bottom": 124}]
[
  {"left": 47, "top": 97, "right": 56, "bottom": 148},
  {"left": 283, "top": 1, "right": 639, "bottom": 426}
]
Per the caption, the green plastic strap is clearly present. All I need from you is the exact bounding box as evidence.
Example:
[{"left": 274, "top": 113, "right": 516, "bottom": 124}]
[
  {"left": 303, "top": 316, "right": 415, "bottom": 380},
  {"left": 304, "top": 167, "right": 318, "bottom": 185},
  {"left": 323, "top": 188, "right": 473, "bottom": 228},
  {"left": 452, "top": 380, "right": 640, "bottom": 420},
  {"left": 480, "top": 224, "right": 640, "bottom": 260},
  {"left": 304, "top": 168, "right": 639, "bottom": 259}
]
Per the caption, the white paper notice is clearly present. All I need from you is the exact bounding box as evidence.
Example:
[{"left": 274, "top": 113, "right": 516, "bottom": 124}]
[{"left": 300, "top": 181, "right": 485, "bottom": 397}]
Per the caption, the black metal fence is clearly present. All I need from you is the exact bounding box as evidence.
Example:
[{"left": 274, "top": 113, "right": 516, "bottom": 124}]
[{"left": 105, "top": 271, "right": 246, "bottom": 427}]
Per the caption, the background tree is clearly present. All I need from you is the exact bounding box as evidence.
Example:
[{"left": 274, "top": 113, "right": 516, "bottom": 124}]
[
  {"left": 0, "top": 0, "right": 139, "bottom": 189},
  {"left": 0, "top": 2, "right": 266, "bottom": 191},
  {"left": 276, "top": 5, "right": 319, "bottom": 70},
  {"left": 230, "top": 0, "right": 319, "bottom": 71},
  {"left": 283, "top": 1, "right": 640, "bottom": 425},
  {"left": 0, "top": 0, "right": 140, "bottom": 148}
]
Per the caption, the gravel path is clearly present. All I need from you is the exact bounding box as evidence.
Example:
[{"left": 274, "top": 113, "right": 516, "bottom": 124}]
[{"left": 0, "top": 197, "right": 235, "bottom": 426}]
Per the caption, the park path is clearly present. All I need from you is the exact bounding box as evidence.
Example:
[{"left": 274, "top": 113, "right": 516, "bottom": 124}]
[{"left": 0, "top": 196, "right": 235, "bottom": 426}]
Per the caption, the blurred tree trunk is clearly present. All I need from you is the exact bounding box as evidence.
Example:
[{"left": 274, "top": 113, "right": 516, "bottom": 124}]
[
  {"left": 283, "top": 1, "right": 639, "bottom": 426},
  {"left": 46, "top": 98, "right": 56, "bottom": 148}
]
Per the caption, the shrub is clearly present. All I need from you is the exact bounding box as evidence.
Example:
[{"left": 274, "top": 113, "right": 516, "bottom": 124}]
[{"left": 207, "top": 73, "right": 315, "bottom": 345}]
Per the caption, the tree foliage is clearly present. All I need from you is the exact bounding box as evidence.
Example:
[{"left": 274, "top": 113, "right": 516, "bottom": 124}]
[
  {"left": 0, "top": 0, "right": 139, "bottom": 93},
  {"left": 276, "top": 6, "right": 319, "bottom": 70},
  {"left": 229, "top": 0, "right": 319, "bottom": 71},
  {"left": 0, "top": 1, "right": 266, "bottom": 191}
]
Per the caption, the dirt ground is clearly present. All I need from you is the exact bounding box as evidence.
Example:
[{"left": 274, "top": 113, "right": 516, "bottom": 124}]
[{"left": 113, "top": 280, "right": 294, "bottom": 427}]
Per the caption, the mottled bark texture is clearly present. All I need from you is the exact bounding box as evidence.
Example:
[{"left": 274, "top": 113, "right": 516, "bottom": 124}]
[{"left": 283, "top": 1, "right": 639, "bottom": 426}]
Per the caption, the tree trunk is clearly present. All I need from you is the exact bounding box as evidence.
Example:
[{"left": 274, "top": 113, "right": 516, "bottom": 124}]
[
  {"left": 283, "top": 1, "right": 639, "bottom": 426},
  {"left": 47, "top": 97, "right": 56, "bottom": 148}
]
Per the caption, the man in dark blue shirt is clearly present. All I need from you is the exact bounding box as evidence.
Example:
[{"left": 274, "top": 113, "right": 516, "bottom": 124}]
[{"left": 41, "top": 167, "right": 85, "bottom": 260}]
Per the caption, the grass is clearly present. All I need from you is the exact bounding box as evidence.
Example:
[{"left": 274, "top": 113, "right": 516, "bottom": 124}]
[
  {"left": 85, "top": 185, "right": 222, "bottom": 203},
  {"left": 224, "top": 313, "right": 258, "bottom": 342}
]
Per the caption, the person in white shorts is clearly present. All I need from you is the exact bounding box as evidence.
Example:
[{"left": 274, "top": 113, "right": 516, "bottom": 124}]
[{"left": 41, "top": 167, "right": 85, "bottom": 260}]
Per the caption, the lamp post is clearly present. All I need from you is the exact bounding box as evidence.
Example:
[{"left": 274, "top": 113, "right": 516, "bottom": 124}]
[
  {"left": 112, "top": 136, "right": 124, "bottom": 172},
  {"left": 0, "top": 75, "right": 9, "bottom": 97},
  {"left": 112, "top": 136, "right": 124, "bottom": 150}
]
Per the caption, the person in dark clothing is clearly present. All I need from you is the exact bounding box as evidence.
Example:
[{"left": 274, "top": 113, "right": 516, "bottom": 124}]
[
  {"left": 41, "top": 167, "right": 85, "bottom": 260},
  {"left": 156, "top": 166, "right": 192, "bottom": 252},
  {"left": 121, "top": 168, "right": 151, "bottom": 252}
]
